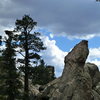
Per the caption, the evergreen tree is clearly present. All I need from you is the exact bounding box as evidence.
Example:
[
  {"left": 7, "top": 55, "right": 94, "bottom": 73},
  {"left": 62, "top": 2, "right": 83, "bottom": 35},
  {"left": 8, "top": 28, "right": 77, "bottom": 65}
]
[
  {"left": 0, "top": 55, "right": 6, "bottom": 100},
  {"left": 30, "top": 59, "right": 55, "bottom": 85},
  {"left": 0, "top": 36, "right": 2, "bottom": 46},
  {"left": 0, "top": 31, "right": 22, "bottom": 100},
  {"left": 14, "top": 15, "right": 46, "bottom": 99}
]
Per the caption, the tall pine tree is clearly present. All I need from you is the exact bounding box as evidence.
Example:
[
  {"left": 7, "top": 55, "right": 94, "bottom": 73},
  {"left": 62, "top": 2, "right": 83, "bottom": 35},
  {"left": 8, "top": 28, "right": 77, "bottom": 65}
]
[
  {"left": 14, "top": 15, "right": 46, "bottom": 99},
  {"left": 1, "top": 31, "right": 22, "bottom": 100}
]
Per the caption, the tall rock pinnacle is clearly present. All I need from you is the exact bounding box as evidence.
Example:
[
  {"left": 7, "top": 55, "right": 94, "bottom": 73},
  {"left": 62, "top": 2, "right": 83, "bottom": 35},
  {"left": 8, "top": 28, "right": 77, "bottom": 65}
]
[{"left": 36, "top": 40, "right": 100, "bottom": 100}]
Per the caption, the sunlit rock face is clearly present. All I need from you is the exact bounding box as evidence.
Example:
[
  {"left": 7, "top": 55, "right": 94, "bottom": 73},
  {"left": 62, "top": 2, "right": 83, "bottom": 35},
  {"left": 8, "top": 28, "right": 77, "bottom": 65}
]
[
  {"left": 61, "top": 40, "right": 89, "bottom": 83},
  {"left": 58, "top": 40, "right": 92, "bottom": 100},
  {"left": 35, "top": 40, "right": 100, "bottom": 100}
]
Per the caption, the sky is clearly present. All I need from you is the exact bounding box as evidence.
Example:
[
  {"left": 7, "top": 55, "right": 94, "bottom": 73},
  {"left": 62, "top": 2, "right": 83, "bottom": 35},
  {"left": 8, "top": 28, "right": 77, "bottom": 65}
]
[{"left": 0, "top": 0, "right": 100, "bottom": 77}]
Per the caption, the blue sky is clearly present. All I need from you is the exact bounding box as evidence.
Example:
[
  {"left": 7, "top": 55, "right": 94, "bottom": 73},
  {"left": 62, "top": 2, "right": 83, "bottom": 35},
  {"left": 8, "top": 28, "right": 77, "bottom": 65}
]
[{"left": 0, "top": 0, "right": 100, "bottom": 77}]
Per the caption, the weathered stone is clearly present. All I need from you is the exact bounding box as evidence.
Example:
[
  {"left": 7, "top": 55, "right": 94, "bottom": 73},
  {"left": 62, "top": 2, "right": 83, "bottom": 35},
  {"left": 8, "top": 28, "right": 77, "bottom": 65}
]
[
  {"left": 92, "top": 90, "right": 100, "bottom": 100},
  {"left": 35, "top": 40, "right": 100, "bottom": 100},
  {"left": 95, "top": 82, "right": 100, "bottom": 95},
  {"left": 58, "top": 40, "right": 93, "bottom": 100},
  {"left": 84, "top": 63, "right": 100, "bottom": 87}
]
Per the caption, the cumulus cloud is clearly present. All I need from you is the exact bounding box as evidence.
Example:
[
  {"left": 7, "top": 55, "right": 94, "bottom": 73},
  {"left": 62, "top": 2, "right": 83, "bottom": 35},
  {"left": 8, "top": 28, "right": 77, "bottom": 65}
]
[
  {"left": 40, "top": 36, "right": 100, "bottom": 77},
  {"left": 89, "top": 48, "right": 100, "bottom": 59},
  {"left": 41, "top": 36, "right": 67, "bottom": 77},
  {"left": 49, "top": 33, "right": 54, "bottom": 39},
  {"left": 87, "top": 48, "right": 100, "bottom": 70},
  {"left": 0, "top": 0, "right": 100, "bottom": 39}
]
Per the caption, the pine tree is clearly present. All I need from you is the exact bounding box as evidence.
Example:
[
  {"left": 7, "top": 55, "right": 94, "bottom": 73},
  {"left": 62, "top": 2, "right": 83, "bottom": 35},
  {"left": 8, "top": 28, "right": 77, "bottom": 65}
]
[
  {"left": 30, "top": 59, "right": 55, "bottom": 85},
  {"left": 1, "top": 31, "right": 22, "bottom": 100},
  {"left": 0, "top": 55, "right": 6, "bottom": 100},
  {"left": 14, "top": 15, "right": 46, "bottom": 99},
  {"left": 0, "top": 36, "right": 2, "bottom": 46}
]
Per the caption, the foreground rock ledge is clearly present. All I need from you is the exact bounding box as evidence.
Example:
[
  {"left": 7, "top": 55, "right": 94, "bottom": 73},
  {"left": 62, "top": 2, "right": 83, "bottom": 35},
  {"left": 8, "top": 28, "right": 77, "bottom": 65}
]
[{"left": 36, "top": 40, "right": 100, "bottom": 100}]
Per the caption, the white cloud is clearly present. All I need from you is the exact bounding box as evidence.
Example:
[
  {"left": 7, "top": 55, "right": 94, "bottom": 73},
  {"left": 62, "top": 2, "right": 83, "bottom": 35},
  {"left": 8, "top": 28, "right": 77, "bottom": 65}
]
[
  {"left": 87, "top": 47, "right": 100, "bottom": 70},
  {"left": 40, "top": 37, "right": 100, "bottom": 77},
  {"left": 49, "top": 33, "right": 54, "bottom": 38},
  {"left": 52, "top": 32, "right": 97, "bottom": 40},
  {"left": 0, "top": 25, "right": 14, "bottom": 36},
  {"left": 41, "top": 36, "right": 67, "bottom": 77},
  {"left": 0, "top": 44, "right": 6, "bottom": 51},
  {"left": 89, "top": 48, "right": 100, "bottom": 59},
  {"left": 67, "top": 34, "right": 96, "bottom": 40}
]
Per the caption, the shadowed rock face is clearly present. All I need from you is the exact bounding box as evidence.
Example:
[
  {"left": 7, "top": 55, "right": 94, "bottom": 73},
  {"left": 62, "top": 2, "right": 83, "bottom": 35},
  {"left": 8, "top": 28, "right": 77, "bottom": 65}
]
[{"left": 36, "top": 40, "right": 100, "bottom": 100}]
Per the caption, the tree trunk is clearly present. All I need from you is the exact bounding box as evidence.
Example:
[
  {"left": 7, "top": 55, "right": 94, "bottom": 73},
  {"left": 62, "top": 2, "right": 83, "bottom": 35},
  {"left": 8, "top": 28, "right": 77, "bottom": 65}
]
[{"left": 24, "top": 33, "right": 29, "bottom": 100}]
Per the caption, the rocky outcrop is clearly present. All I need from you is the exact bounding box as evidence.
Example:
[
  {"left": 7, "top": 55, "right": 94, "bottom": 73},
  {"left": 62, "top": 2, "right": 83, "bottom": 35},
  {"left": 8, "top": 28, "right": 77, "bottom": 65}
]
[
  {"left": 84, "top": 63, "right": 100, "bottom": 100},
  {"left": 35, "top": 40, "right": 100, "bottom": 100},
  {"left": 84, "top": 63, "right": 100, "bottom": 88}
]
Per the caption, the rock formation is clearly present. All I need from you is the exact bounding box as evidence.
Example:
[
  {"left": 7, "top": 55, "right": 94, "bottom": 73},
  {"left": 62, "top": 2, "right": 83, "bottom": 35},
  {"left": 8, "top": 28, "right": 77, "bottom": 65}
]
[{"left": 35, "top": 40, "right": 100, "bottom": 100}]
